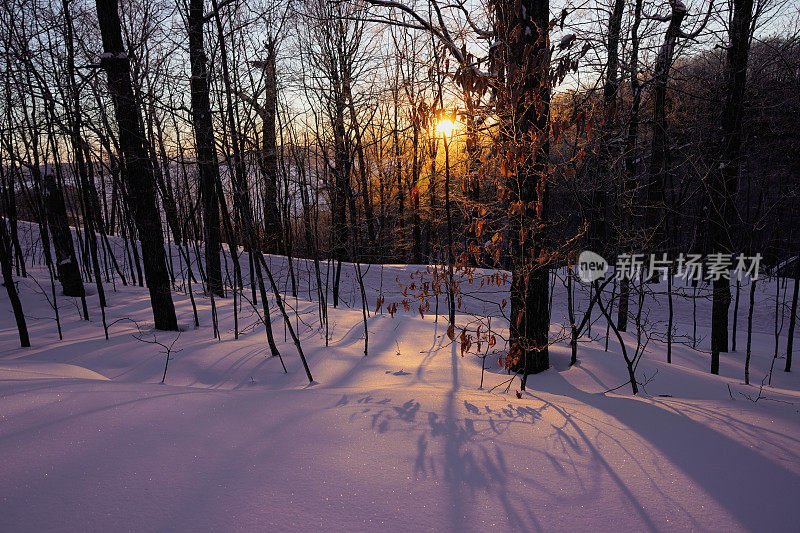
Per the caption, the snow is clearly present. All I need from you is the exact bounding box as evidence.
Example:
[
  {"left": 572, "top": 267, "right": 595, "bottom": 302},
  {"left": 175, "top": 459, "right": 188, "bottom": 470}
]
[
  {"left": 0, "top": 360, "right": 109, "bottom": 381},
  {"left": 1, "top": 222, "right": 799, "bottom": 531}
]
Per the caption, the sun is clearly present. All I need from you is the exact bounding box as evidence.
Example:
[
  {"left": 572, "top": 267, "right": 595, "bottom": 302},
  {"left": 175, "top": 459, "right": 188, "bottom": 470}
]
[{"left": 435, "top": 118, "right": 458, "bottom": 136}]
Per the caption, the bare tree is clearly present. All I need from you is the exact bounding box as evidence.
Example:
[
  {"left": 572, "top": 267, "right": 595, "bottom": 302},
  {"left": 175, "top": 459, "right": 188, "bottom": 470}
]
[
  {"left": 710, "top": 0, "right": 755, "bottom": 374},
  {"left": 95, "top": 0, "right": 178, "bottom": 330}
]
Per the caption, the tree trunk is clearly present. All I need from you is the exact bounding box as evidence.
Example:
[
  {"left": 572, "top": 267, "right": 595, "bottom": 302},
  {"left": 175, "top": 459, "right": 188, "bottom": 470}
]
[
  {"left": 647, "top": 2, "right": 687, "bottom": 255},
  {"left": 443, "top": 133, "right": 456, "bottom": 328},
  {"left": 258, "top": 41, "right": 284, "bottom": 256},
  {"left": 711, "top": 0, "right": 754, "bottom": 373},
  {"left": 345, "top": 77, "right": 377, "bottom": 248},
  {"left": 590, "top": 0, "right": 625, "bottom": 254},
  {"left": 392, "top": 93, "right": 405, "bottom": 261},
  {"left": 188, "top": 0, "right": 224, "bottom": 298},
  {"left": 95, "top": 0, "right": 177, "bottom": 330},
  {"left": 210, "top": 0, "right": 280, "bottom": 350},
  {"left": 745, "top": 279, "right": 757, "bottom": 384},
  {"left": 0, "top": 219, "right": 29, "bottom": 347},
  {"left": 411, "top": 116, "right": 422, "bottom": 264},
  {"left": 1, "top": 169, "right": 26, "bottom": 277},
  {"left": 502, "top": 0, "right": 551, "bottom": 383},
  {"left": 786, "top": 260, "right": 799, "bottom": 372},
  {"left": 332, "top": 84, "right": 350, "bottom": 305},
  {"left": 44, "top": 174, "right": 85, "bottom": 297},
  {"left": 617, "top": 0, "right": 643, "bottom": 333}
]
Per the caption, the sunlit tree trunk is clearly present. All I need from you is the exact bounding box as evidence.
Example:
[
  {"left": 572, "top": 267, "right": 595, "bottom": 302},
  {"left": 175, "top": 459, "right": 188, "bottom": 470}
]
[{"left": 501, "top": 0, "right": 552, "bottom": 384}]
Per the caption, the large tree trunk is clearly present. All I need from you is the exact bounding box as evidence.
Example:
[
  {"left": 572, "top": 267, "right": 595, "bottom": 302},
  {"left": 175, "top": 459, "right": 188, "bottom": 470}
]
[
  {"left": 647, "top": 2, "right": 687, "bottom": 256},
  {"left": 332, "top": 85, "right": 350, "bottom": 306},
  {"left": 591, "top": 0, "right": 625, "bottom": 254},
  {"left": 0, "top": 218, "right": 29, "bottom": 347},
  {"left": 188, "top": 0, "right": 224, "bottom": 298},
  {"left": 44, "top": 174, "right": 85, "bottom": 297},
  {"left": 95, "top": 0, "right": 178, "bottom": 330},
  {"left": 710, "top": 0, "right": 754, "bottom": 373},
  {"left": 64, "top": 0, "right": 109, "bottom": 313},
  {"left": 502, "top": 0, "right": 551, "bottom": 384},
  {"left": 258, "top": 41, "right": 284, "bottom": 256}
]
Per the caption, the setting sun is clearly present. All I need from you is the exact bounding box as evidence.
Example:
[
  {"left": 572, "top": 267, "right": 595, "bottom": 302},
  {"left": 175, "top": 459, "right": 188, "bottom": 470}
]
[{"left": 435, "top": 118, "right": 458, "bottom": 136}]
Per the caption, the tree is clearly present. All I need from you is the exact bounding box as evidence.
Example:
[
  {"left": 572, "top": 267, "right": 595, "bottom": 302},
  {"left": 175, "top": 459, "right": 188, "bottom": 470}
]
[
  {"left": 500, "top": 0, "right": 553, "bottom": 383},
  {"left": 0, "top": 216, "right": 29, "bottom": 347},
  {"left": 363, "top": 0, "right": 563, "bottom": 384},
  {"left": 95, "top": 0, "right": 178, "bottom": 330},
  {"left": 43, "top": 174, "right": 85, "bottom": 298},
  {"left": 187, "top": 0, "right": 224, "bottom": 298},
  {"left": 710, "top": 0, "right": 754, "bottom": 373},
  {"left": 250, "top": 37, "right": 284, "bottom": 256}
]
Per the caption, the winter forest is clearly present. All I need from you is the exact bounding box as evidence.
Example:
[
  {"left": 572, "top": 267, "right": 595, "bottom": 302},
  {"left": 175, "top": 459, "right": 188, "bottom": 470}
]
[{"left": 0, "top": 0, "right": 799, "bottom": 529}]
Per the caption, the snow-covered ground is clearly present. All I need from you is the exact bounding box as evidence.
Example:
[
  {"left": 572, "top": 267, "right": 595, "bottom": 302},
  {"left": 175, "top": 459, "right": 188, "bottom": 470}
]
[{"left": 1, "top": 223, "right": 799, "bottom": 531}]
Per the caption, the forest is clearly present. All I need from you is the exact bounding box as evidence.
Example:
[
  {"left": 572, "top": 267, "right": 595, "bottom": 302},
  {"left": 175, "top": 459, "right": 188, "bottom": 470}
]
[{"left": 0, "top": 0, "right": 799, "bottom": 530}]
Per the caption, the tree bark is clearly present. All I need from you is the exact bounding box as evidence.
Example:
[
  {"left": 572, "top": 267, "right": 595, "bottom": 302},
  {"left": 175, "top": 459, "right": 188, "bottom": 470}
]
[
  {"left": 647, "top": 1, "right": 687, "bottom": 255},
  {"left": 95, "top": 0, "right": 177, "bottom": 330},
  {"left": 44, "top": 174, "right": 85, "bottom": 297},
  {"left": 617, "top": 0, "right": 644, "bottom": 333},
  {"left": 256, "top": 41, "right": 284, "bottom": 256},
  {"left": 590, "top": 0, "right": 625, "bottom": 253},
  {"left": 711, "top": 0, "right": 754, "bottom": 373},
  {"left": 188, "top": 0, "right": 224, "bottom": 298},
  {"left": 0, "top": 218, "right": 29, "bottom": 347},
  {"left": 501, "top": 0, "right": 551, "bottom": 383},
  {"left": 332, "top": 83, "right": 350, "bottom": 306}
]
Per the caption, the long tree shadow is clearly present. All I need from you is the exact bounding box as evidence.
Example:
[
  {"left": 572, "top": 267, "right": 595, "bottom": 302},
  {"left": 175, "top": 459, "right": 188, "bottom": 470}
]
[
  {"left": 529, "top": 369, "right": 800, "bottom": 531},
  {"left": 336, "top": 376, "right": 663, "bottom": 531},
  {"left": 336, "top": 357, "right": 800, "bottom": 532}
]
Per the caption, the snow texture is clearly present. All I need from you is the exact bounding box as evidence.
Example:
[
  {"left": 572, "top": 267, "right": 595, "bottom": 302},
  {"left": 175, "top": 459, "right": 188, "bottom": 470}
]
[{"left": 1, "top": 222, "right": 799, "bottom": 531}]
